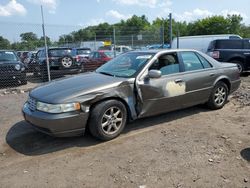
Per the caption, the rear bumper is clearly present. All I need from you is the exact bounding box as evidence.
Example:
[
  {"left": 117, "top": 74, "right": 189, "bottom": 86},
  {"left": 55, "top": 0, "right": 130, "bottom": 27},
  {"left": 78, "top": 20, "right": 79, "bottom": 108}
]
[
  {"left": 230, "top": 79, "right": 241, "bottom": 94},
  {"left": 22, "top": 102, "right": 89, "bottom": 137}
]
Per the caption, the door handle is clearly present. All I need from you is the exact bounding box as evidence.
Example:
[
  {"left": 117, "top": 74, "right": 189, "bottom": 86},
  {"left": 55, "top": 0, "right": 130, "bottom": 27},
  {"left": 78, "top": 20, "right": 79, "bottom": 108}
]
[
  {"left": 175, "top": 79, "right": 183, "bottom": 83},
  {"left": 209, "top": 73, "right": 215, "bottom": 77}
]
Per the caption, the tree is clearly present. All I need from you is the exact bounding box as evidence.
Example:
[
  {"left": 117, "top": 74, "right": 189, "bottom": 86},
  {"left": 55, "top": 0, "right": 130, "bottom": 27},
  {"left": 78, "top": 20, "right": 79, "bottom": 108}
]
[
  {"left": 0, "top": 36, "right": 11, "bottom": 49},
  {"left": 20, "top": 32, "right": 38, "bottom": 42}
]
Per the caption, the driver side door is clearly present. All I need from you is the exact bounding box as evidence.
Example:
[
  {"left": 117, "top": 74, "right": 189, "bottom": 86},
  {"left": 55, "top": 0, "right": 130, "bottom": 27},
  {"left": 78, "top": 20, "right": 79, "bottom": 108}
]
[{"left": 136, "top": 52, "right": 187, "bottom": 118}]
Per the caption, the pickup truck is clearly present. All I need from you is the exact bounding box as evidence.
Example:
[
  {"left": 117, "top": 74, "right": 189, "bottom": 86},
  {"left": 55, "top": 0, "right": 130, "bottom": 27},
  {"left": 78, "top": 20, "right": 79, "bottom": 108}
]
[{"left": 207, "top": 39, "right": 250, "bottom": 73}]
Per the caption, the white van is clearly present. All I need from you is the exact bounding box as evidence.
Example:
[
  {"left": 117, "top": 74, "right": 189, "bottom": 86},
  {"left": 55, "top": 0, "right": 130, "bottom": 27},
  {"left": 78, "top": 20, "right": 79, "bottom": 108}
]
[{"left": 171, "top": 34, "right": 242, "bottom": 53}]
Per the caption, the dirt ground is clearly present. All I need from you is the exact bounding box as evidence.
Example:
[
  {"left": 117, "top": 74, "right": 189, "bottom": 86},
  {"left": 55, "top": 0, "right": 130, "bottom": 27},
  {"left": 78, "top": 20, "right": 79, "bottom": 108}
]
[{"left": 0, "top": 74, "right": 249, "bottom": 188}]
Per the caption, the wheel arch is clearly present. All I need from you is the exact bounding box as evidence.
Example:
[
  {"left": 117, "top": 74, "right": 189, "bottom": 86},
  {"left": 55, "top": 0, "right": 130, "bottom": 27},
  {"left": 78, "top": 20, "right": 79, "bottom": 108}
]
[
  {"left": 88, "top": 97, "right": 134, "bottom": 122},
  {"left": 213, "top": 77, "right": 231, "bottom": 93}
]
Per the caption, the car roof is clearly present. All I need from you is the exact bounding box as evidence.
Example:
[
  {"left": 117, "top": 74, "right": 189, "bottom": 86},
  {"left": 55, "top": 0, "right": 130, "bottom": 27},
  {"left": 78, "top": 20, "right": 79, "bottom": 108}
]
[
  {"left": 131, "top": 49, "right": 202, "bottom": 54},
  {"left": 0, "top": 50, "right": 16, "bottom": 52}
]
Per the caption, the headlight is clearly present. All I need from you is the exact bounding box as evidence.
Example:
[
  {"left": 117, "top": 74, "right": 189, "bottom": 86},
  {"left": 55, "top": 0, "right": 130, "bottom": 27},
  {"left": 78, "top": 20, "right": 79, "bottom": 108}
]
[
  {"left": 15, "top": 64, "right": 21, "bottom": 70},
  {"left": 36, "top": 101, "right": 81, "bottom": 113}
]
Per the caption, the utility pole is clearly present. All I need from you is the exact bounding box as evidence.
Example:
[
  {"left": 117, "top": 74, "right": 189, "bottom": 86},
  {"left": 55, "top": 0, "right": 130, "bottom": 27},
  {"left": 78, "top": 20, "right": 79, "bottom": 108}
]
[
  {"left": 41, "top": 5, "right": 51, "bottom": 82},
  {"left": 169, "top": 13, "right": 172, "bottom": 48},
  {"left": 177, "top": 24, "right": 180, "bottom": 49}
]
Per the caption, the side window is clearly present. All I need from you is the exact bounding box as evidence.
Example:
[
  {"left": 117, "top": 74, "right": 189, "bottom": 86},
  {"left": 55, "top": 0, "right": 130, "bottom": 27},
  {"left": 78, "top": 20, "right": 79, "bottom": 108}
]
[
  {"left": 37, "top": 51, "right": 43, "bottom": 58},
  {"left": 244, "top": 40, "right": 250, "bottom": 49},
  {"left": 217, "top": 40, "right": 243, "bottom": 49},
  {"left": 180, "top": 52, "right": 204, "bottom": 71},
  {"left": 196, "top": 53, "right": 212, "bottom": 68},
  {"left": 94, "top": 52, "right": 100, "bottom": 58},
  {"left": 149, "top": 53, "right": 180, "bottom": 75}
]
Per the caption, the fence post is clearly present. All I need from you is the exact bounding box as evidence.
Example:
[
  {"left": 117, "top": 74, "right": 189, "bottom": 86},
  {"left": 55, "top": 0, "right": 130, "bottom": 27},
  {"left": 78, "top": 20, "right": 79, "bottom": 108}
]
[
  {"left": 131, "top": 35, "right": 134, "bottom": 48},
  {"left": 41, "top": 5, "right": 51, "bottom": 82},
  {"left": 162, "top": 18, "right": 165, "bottom": 48}
]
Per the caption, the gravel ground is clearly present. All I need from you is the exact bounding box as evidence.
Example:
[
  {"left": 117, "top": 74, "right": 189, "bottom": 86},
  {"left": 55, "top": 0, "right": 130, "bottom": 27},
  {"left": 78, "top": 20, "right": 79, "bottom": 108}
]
[{"left": 0, "top": 74, "right": 249, "bottom": 188}]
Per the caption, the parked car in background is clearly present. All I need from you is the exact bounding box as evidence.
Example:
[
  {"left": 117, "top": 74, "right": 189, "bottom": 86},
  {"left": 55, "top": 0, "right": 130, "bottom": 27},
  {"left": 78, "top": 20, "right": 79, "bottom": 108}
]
[
  {"left": 171, "top": 34, "right": 242, "bottom": 53},
  {"left": 81, "top": 50, "right": 113, "bottom": 72},
  {"left": 73, "top": 48, "right": 91, "bottom": 62},
  {"left": 98, "top": 45, "right": 132, "bottom": 55},
  {"left": 207, "top": 39, "right": 250, "bottom": 73},
  {"left": 23, "top": 49, "right": 240, "bottom": 141},
  {"left": 0, "top": 50, "right": 27, "bottom": 85},
  {"left": 23, "top": 51, "right": 37, "bottom": 72},
  {"left": 17, "top": 51, "right": 29, "bottom": 63},
  {"left": 146, "top": 44, "right": 170, "bottom": 49},
  {"left": 32, "top": 47, "right": 83, "bottom": 81}
]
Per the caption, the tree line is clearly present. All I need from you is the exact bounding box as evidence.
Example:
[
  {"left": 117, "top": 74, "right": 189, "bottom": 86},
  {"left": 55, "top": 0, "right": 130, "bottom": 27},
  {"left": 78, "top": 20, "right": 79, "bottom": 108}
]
[{"left": 1, "top": 14, "right": 250, "bottom": 51}]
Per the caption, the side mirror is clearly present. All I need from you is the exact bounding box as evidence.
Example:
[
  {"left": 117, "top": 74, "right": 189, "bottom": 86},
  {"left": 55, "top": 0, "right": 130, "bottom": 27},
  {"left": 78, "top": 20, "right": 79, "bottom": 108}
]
[{"left": 148, "top": 70, "right": 162, "bottom": 79}]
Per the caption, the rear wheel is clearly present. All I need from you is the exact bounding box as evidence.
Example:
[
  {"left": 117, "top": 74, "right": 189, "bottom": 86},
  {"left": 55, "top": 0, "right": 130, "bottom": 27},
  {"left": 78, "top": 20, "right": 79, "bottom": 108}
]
[
  {"left": 230, "top": 60, "right": 244, "bottom": 74},
  {"left": 89, "top": 100, "right": 127, "bottom": 141},
  {"left": 207, "top": 81, "right": 228, "bottom": 110},
  {"left": 61, "top": 56, "right": 73, "bottom": 68}
]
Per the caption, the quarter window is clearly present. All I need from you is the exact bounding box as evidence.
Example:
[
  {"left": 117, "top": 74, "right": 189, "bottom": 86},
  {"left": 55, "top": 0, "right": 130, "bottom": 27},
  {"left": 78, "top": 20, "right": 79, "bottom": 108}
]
[
  {"left": 196, "top": 53, "right": 212, "bottom": 68},
  {"left": 180, "top": 52, "right": 204, "bottom": 71}
]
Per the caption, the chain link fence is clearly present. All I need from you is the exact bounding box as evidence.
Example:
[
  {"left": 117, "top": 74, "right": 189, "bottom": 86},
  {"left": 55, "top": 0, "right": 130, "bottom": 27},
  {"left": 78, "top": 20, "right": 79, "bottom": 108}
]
[{"left": 0, "top": 22, "right": 167, "bottom": 92}]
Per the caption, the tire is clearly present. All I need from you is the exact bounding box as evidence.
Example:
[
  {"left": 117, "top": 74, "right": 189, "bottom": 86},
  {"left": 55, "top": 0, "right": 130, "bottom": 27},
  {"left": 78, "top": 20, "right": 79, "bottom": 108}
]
[
  {"left": 89, "top": 100, "right": 127, "bottom": 141},
  {"left": 20, "top": 75, "right": 27, "bottom": 85},
  {"left": 230, "top": 60, "right": 244, "bottom": 74},
  {"left": 207, "top": 81, "right": 228, "bottom": 110},
  {"left": 61, "top": 56, "right": 73, "bottom": 68}
]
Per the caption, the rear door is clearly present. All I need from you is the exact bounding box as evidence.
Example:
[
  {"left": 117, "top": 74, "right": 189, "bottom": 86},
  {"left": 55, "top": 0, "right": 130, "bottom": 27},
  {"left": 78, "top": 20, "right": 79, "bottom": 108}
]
[
  {"left": 178, "top": 51, "right": 216, "bottom": 107},
  {"left": 243, "top": 39, "right": 250, "bottom": 70}
]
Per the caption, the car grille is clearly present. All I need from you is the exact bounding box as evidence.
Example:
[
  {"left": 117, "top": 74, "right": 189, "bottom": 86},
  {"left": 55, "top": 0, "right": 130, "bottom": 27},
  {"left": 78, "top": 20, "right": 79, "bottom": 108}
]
[
  {"left": 0, "top": 65, "right": 16, "bottom": 73},
  {"left": 28, "top": 97, "right": 37, "bottom": 111}
]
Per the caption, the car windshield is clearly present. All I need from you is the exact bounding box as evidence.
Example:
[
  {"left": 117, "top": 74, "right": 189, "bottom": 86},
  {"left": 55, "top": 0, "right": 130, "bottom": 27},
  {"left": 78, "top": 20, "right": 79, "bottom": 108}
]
[
  {"left": 96, "top": 52, "right": 155, "bottom": 78},
  {"left": 0, "top": 51, "right": 18, "bottom": 62},
  {"left": 103, "top": 51, "right": 114, "bottom": 58}
]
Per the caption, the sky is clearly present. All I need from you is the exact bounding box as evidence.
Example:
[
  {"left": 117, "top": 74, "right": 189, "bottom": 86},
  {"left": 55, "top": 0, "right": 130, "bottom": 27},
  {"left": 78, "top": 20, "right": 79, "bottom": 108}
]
[{"left": 0, "top": 0, "right": 249, "bottom": 41}]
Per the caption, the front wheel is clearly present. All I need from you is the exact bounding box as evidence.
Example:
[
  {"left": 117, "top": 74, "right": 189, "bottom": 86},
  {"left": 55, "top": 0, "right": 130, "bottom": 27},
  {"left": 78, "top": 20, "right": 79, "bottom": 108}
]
[
  {"left": 207, "top": 81, "right": 228, "bottom": 110},
  {"left": 89, "top": 100, "right": 127, "bottom": 141}
]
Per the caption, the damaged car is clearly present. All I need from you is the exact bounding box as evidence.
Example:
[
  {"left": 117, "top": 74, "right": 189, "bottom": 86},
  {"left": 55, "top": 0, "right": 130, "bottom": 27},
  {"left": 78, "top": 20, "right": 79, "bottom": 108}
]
[{"left": 22, "top": 49, "right": 241, "bottom": 140}]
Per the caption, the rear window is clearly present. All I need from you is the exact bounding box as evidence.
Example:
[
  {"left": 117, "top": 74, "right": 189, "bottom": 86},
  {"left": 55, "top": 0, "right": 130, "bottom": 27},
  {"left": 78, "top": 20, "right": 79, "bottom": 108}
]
[
  {"left": 76, "top": 49, "right": 91, "bottom": 55},
  {"left": 49, "top": 49, "right": 72, "bottom": 57},
  {"left": 215, "top": 40, "right": 243, "bottom": 49},
  {"left": 207, "top": 41, "right": 215, "bottom": 51}
]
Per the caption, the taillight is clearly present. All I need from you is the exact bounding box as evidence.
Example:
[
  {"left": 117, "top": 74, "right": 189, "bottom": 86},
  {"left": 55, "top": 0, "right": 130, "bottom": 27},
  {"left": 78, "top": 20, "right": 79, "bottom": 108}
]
[
  {"left": 76, "top": 55, "right": 81, "bottom": 62},
  {"left": 212, "top": 51, "right": 220, "bottom": 59}
]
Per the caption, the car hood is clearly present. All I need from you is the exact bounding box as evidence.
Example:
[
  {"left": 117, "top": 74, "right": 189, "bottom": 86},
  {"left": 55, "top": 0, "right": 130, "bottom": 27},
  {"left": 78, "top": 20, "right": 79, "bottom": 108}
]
[{"left": 30, "top": 72, "right": 131, "bottom": 103}]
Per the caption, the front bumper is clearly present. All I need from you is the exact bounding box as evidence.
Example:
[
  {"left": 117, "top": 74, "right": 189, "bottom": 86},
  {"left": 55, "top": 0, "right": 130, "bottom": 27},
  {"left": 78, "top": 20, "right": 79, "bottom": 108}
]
[
  {"left": 0, "top": 71, "right": 26, "bottom": 83},
  {"left": 22, "top": 102, "right": 89, "bottom": 137}
]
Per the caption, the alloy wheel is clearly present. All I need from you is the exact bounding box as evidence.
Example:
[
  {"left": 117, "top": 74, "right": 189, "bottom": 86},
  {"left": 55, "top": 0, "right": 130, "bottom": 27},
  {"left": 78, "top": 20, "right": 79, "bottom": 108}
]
[
  {"left": 101, "top": 106, "right": 123, "bottom": 135},
  {"left": 61, "top": 57, "right": 73, "bottom": 68},
  {"left": 214, "top": 86, "right": 226, "bottom": 106}
]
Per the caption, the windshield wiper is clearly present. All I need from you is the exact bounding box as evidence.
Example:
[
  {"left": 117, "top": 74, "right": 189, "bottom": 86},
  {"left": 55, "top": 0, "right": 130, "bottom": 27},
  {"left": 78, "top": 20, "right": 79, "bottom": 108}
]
[{"left": 98, "top": 71, "right": 115, "bottom": 77}]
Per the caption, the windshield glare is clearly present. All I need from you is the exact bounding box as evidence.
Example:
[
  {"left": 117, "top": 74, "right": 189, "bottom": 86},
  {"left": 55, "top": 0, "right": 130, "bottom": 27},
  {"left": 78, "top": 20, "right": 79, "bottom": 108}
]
[
  {"left": 0, "top": 51, "right": 18, "bottom": 62},
  {"left": 96, "top": 52, "right": 155, "bottom": 77}
]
